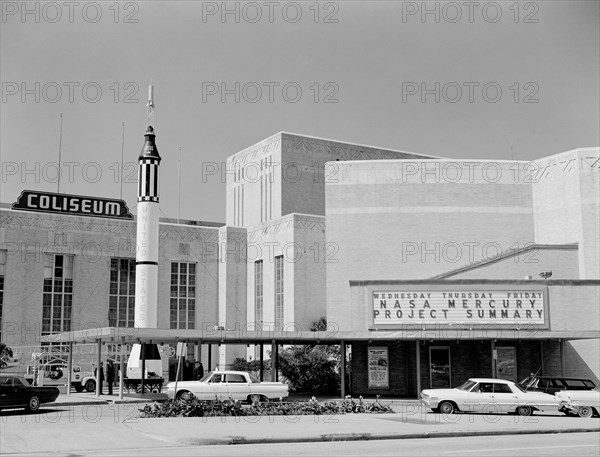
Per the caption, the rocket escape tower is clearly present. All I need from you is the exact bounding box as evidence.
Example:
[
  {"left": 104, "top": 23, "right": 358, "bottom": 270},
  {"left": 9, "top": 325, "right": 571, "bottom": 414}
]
[{"left": 134, "top": 85, "right": 161, "bottom": 329}]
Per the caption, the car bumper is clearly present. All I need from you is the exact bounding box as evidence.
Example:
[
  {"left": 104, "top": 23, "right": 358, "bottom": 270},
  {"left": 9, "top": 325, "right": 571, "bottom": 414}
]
[
  {"left": 420, "top": 395, "right": 439, "bottom": 409},
  {"left": 559, "top": 401, "right": 578, "bottom": 415}
]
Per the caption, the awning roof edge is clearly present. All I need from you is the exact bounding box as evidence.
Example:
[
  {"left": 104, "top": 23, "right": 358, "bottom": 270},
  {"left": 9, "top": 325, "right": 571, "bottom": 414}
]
[{"left": 39, "top": 327, "right": 600, "bottom": 345}]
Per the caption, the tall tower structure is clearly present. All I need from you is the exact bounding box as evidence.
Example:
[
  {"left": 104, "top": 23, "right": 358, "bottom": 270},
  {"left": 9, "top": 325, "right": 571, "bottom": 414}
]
[{"left": 134, "top": 85, "right": 161, "bottom": 328}]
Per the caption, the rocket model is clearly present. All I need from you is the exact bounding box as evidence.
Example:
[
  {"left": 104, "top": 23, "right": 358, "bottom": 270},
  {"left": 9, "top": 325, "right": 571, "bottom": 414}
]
[
  {"left": 128, "top": 86, "right": 163, "bottom": 384},
  {"left": 134, "top": 85, "right": 161, "bottom": 328}
]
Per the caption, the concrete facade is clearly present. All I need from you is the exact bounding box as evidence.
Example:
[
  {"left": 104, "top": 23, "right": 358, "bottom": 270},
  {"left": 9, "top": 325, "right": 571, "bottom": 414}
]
[
  {"left": 1, "top": 133, "right": 598, "bottom": 392},
  {"left": 0, "top": 208, "right": 221, "bottom": 371}
]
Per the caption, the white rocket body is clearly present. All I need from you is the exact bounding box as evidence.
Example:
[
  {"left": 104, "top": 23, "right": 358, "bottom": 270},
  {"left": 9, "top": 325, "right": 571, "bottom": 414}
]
[
  {"left": 134, "top": 202, "right": 159, "bottom": 327},
  {"left": 134, "top": 125, "right": 161, "bottom": 328}
]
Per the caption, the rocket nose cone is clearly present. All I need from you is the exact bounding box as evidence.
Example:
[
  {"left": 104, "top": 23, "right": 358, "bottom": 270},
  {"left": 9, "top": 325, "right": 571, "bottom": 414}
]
[{"left": 139, "top": 125, "right": 161, "bottom": 161}]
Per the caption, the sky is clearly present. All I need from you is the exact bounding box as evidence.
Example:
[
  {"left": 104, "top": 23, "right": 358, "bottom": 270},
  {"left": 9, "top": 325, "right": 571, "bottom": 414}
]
[{"left": 1, "top": 0, "right": 599, "bottom": 223}]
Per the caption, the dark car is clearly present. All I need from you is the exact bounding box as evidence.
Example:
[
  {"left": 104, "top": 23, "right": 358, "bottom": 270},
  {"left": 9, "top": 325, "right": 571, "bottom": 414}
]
[
  {"left": 0, "top": 374, "right": 60, "bottom": 412},
  {"left": 519, "top": 375, "right": 596, "bottom": 395}
]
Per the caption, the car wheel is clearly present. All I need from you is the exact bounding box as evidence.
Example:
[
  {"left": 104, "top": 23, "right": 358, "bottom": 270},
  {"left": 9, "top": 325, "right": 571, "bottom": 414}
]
[
  {"left": 177, "top": 390, "right": 192, "bottom": 401},
  {"left": 577, "top": 406, "right": 594, "bottom": 418},
  {"left": 517, "top": 405, "right": 532, "bottom": 416},
  {"left": 85, "top": 380, "right": 96, "bottom": 392},
  {"left": 249, "top": 394, "right": 261, "bottom": 404},
  {"left": 27, "top": 396, "right": 40, "bottom": 413},
  {"left": 438, "top": 401, "right": 455, "bottom": 415}
]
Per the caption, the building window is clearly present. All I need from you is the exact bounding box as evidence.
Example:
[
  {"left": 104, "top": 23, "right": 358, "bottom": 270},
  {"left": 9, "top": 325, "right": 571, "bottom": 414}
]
[
  {"left": 274, "top": 255, "right": 284, "bottom": 328},
  {"left": 42, "top": 254, "right": 73, "bottom": 336},
  {"left": 0, "top": 250, "right": 5, "bottom": 340},
  {"left": 255, "top": 260, "right": 263, "bottom": 329},
  {"left": 170, "top": 262, "right": 196, "bottom": 329},
  {"left": 261, "top": 156, "right": 273, "bottom": 223},
  {"left": 108, "top": 258, "right": 135, "bottom": 327}
]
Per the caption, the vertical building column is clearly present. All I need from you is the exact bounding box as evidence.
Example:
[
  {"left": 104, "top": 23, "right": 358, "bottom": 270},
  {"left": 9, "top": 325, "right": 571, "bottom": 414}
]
[
  {"left": 66, "top": 342, "right": 73, "bottom": 396},
  {"left": 560, "top": 340, "right": 565, "bottom": 376},
  {"left": 271, "top": 340, "right": 278, "bottom": 382},
  {"left": 96, "top": 339, "right": 102, "bottom": 398},
  {"left": 207, "top": 344, "right": 212, "bottom": 371},
  {"left": 340, "top": 341, "right": 346, "bottom": 398},
  {"left": 141, "top": 343, "right": 146, "bottom": 394},
  {"left": 491, "top": 340, "right": 497, "bottom": 378},
  {"left": 415, "top": 340, "right": 421, "bottom": 396},
  {"left": 259, "top": 344, "right": 264, "bottom": 381},
  {"left": 119, "top": 337, "right": 125, "bottom": 400}
]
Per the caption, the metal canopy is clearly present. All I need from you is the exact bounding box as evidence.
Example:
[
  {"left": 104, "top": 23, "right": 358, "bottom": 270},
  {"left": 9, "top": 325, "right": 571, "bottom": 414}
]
[{"left": 39, "top": 327, "right": 600, "bottom": 345}]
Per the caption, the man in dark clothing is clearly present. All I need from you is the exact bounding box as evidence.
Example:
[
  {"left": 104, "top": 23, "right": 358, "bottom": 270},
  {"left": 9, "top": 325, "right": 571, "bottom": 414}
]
[
  {"left": 94, "top": 362, "right": 105, "bottom": 395},
  {"left": 106, "top": 360, "right": 115, "bottom": 395},
  {"left": 194, "top": 362, "right": 204, "bottom": 380}
]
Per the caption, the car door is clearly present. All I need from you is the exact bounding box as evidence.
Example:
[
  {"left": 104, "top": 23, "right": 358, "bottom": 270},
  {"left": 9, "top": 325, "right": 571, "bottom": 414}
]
[
  {"left": 492, "top": 382, "right": 518, "bottom": 413},
  {"left": 0, "top": 377, "right": 16, "bottom": 407},
  {"left": 225, "top": 374, "right": 250, "bottom": 400},
  {"left": 1, "top": 376, "right": 26, "bottom": 407},
  {"left": 206, "top": 373, "right": 227, "bottom": 400},
  {"left": 472, "top": 382, "right": 496, "bottom": 413}
]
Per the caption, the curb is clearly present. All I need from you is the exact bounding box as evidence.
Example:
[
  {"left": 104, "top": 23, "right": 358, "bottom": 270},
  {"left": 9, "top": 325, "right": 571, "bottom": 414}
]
[
  {"left": 47, "top": 399, "right": 161, "bottom": 407},
  {"left": 178, "top": 427, "right": 600, "bottom": 446},
  {"left": 46, "top": 400, "right": 109, "bottom": 407}
]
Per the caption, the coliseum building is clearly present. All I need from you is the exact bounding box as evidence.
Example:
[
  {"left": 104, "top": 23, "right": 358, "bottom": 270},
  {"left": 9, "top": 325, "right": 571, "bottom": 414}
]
[{"left": 1, "top": 132, "right": 598, "bottom": 396}]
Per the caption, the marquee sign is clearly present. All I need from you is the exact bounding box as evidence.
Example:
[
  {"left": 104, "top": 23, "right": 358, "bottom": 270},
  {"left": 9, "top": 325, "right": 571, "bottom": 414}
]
[
  {"left": 12, "top": 190, "right": 133, "bottom": 220},
  {"left": 372, "top": 290, "right": 547, "bottom": 326}
]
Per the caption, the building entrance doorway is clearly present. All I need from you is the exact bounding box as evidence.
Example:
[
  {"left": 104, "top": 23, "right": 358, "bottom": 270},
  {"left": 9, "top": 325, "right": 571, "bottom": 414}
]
[
  {"left": 495, "top": 346, "right": 517, "bottom": 382},
  {"left": 429, "top": 346, "right": 451, "bottom": 388}
]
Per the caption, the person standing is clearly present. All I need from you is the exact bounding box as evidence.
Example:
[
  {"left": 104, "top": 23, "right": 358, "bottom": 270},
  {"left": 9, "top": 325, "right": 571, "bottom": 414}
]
[
  {"left": 106, "top": 360, "right": 115, "bottom": 395},
  {"left": 194, "top": 361, "right": 204, "bottom": 380},
  {"left": 94, "top": 362, "right": 105, "bottom": 395}
]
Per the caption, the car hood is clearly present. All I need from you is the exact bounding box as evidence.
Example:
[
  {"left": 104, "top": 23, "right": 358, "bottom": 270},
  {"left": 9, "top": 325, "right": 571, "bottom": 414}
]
[
  {"left": 421, "top": 388, "right": 461, "bottom": 396},
  {"left": 166, "top": 381, "right": 208, "bottom": 388}
]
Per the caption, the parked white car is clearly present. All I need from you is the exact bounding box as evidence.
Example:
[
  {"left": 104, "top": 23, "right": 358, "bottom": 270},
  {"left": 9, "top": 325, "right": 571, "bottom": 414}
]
[
  {"left": 165, "top": 371, "right": 289, "bottom": 403},
  {"left": 420, "top": 378, "right": 560, "bottom": 416},
  {"left": 556, "top": 386, "right": 600, "bottom": 418}
]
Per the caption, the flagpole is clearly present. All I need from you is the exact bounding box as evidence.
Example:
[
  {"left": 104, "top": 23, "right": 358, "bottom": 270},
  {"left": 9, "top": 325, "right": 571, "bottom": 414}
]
[
  {"left": 120, "top": 122, "right": 125, "bottom": 200},
  {"left": 178, "top": 146, "right": 182, "bottom": 224},
  {"left": 57, "top": 113, "right": 63, "bottom": 193}
]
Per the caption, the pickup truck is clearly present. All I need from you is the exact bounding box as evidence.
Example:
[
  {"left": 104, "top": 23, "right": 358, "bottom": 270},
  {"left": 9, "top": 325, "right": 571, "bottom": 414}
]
[
  {"left": 25, "top": 364, "right": 97, "bottom": 392},
  {"left": 165, "top": 370, "right": 289, "bottom": 403}
]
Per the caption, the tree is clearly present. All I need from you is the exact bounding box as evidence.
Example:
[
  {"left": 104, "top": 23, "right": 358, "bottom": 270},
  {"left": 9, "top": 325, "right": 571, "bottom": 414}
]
[
  {"left": 276, "top": 317, "right": 343, "bottom": 393},
  {"left": 0, "top": 343, "right": 14, "bottom": 368},
  {"left": 277, "top": 345, "right": 340, "bottom": 392}
]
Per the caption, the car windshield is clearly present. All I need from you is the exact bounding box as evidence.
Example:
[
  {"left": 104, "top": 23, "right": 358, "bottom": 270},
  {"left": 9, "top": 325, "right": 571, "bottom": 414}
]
[
  {"left": 457, "top": 380, "right": 477, "bottom": 391},
  {"left": 513, "top": 382, "right": 527, "bottom": 393},
  {"left": 198, "top": 373, "right": 212, "bottom": 382},
  {"left": 249, "top": 374, "right": 261, "bottom": 383}
]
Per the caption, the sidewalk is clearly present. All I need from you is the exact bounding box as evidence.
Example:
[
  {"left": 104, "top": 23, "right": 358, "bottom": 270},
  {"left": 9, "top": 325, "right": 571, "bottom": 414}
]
[
  {"left": 42, "top": 393, "right": 600, "bottom": 446},
  {"left": 48, "top": 391, "right": 169, "bottom": 406},
  {"left": 126, "top": 411, "right": 600, "bottom": 446}
]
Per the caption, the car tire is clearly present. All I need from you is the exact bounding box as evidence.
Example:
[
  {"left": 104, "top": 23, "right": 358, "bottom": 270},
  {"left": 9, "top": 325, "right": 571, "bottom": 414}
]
[
  {"left": 177, "top": 390, "right": 192, "bottom": 401},
  {"left": 516, "top": 405, "right": 532, "bottom": 416},
  {"left": 249, "top": 394, "right": 268, "bottom": 404},
  {"left": 577, "top": 406, "right": 594, "bottom": 418},
  {"left": 27, "top": 396, "right": 40, "bottom": 413},
  {"left": 438, "top": 401, "right": 455, "bottom": 415},
  {"left": 85, "top": 380, "right": 96, "bottom": 392}
]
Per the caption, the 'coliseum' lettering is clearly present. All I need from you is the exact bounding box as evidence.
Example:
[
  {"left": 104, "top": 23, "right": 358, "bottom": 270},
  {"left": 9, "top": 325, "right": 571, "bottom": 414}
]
[{"left": 12, "top": 190, "right": 132, "bottom": 220}]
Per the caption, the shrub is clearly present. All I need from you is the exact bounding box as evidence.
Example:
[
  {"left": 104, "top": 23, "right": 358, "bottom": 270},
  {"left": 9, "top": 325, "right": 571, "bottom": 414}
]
[{"left": 139, "top": 395, "right": 393, "bottom": 418}]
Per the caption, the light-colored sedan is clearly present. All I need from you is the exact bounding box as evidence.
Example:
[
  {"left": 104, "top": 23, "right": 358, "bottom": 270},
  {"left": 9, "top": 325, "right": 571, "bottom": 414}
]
[
  {"left": 165, "top": 370, "right": 289, "bottom": 403},
  {"left": 556, "top": 386, "right": 600, "bottom": 418},
  {"left": 420, "top": 378, "right": 560, "bottom": 416}
]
